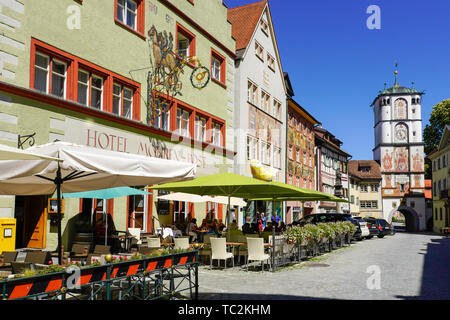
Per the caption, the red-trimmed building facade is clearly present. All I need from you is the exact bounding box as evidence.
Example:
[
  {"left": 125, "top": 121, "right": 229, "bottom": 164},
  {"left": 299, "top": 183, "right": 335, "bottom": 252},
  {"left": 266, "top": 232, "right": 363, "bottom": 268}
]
[{"left": 0, "top": 0, "right": 235, "bottom": 251}]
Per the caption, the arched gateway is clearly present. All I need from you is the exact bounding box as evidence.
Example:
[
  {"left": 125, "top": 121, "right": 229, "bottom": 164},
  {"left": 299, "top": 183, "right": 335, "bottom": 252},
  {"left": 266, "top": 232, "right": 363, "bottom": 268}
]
[{"left": 387, "top": 206, "right": 420, "bottom": 232}]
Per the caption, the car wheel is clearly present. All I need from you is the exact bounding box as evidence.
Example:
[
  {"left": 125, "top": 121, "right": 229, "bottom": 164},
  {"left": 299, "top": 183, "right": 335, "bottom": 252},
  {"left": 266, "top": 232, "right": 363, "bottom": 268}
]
[{"left": 377, "top": 235, "right": 384, "bottom": 238}]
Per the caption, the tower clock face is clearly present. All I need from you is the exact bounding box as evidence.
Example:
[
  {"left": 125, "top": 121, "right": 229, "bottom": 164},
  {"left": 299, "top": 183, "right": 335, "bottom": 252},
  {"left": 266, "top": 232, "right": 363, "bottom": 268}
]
[{"left": 395, "top": 124, "right": 408, "bottom": 141}]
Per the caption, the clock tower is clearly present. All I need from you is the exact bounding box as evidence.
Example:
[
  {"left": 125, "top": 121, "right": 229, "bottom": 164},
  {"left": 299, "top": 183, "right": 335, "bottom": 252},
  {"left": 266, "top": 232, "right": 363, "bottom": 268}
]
[{"left": 371, "top": 66, "right": 426, "bottom": 231}]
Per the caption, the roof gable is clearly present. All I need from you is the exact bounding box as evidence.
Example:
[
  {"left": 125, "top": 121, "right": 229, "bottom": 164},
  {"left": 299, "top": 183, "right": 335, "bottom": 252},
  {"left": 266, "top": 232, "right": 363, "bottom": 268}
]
[{"left": 227, "top": 0, "right": 267, "bottom": 51}]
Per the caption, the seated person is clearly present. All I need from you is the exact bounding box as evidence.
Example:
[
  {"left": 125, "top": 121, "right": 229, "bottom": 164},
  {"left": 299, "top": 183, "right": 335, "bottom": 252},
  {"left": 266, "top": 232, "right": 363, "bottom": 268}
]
[
  {"left": 160, "top": 224, "right": 174, "bottom": 243},
  {"left": 229, "top": 219, "right": 239, "bottom": 230},
  {"left": 242, "top": 223, "right": 252, "bottom": 234},
  {"left": 217, "top": 219, "right": 226, "bottom": 232},
  {"left": 186, "top": 218, "right": 200, "bottom": 242},
  {"left": 206, "top": 219, "right": 220, "bottom": 237}
]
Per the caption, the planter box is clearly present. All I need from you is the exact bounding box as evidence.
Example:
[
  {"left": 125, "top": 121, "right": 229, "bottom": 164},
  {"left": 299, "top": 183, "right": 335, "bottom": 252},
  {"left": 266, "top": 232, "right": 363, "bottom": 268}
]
[{"left": 1, "top": 250, "right": 197, "bottom": 300}]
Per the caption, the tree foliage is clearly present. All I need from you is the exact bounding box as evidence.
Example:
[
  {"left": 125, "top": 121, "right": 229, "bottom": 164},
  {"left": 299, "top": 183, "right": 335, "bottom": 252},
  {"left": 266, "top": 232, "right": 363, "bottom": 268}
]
[
  {"left": 423, "top": 99, "right": 450, "bottom": 178},
  {"left": 423, "top": 99, "right": 450, "bottom": 155}
]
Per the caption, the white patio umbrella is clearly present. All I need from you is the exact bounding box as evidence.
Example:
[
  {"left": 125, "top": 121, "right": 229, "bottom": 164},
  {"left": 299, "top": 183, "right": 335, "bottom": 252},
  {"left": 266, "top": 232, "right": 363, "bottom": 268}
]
[
  {"left": 0, "top": 143, "right": 63, "bottom": 161},
  {"left": 0, "top": 141, "right": 196, "bottom": 264},
  {"left": 157, "top": 192, "right": 247, "bottom": 207}
]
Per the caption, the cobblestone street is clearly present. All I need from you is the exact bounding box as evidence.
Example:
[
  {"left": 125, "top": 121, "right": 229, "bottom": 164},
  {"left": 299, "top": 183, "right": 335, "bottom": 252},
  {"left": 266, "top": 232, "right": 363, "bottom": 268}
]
[{"left": 197, "top": 232, "right": 450, "bottom": 300}]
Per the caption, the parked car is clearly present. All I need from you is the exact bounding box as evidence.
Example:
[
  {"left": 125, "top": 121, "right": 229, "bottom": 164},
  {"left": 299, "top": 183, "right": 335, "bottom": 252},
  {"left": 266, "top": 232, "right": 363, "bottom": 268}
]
[
  {"left": 364, "top": 217, "right": 392, "bottom": 238},
  {"left": 363, "top": 217, "right": 380, "bottom": 238},
  {"left": 298, "top": 213, "right": 362, "bottom": 240},
  {"left": 352, "top": 216, "right": 370, "bottom": 239}
]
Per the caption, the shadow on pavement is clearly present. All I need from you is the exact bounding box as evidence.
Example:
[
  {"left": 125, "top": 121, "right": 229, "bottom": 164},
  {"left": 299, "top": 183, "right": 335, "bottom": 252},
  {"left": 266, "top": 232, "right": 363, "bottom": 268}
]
[
  {"left": 198, "top": 292, "right": 333, "bottom": 300},
  {"left": 396, "top": 236, "right": 450, "bottom": 300}
]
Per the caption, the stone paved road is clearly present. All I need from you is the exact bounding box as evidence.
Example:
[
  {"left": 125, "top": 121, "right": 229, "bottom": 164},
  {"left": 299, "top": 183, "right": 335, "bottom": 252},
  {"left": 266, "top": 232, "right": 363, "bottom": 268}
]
[{"left": 197, "top": 232, "right": 450, "bottom": 300}]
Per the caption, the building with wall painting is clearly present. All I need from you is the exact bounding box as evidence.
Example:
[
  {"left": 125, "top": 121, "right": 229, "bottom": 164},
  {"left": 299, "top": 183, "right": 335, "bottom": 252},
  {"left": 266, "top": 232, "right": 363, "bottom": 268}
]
[
  {"left": 0, "top": 0, "right": 235, "bottom": 251},
  {"left": 314, "top": 126, "right": 351, "bottom": 213},
  {"left": 228, "top": 0, "right": 287, "bottom": 225},
  {"left": 371, "top": 70, "right": 426, "bottom": 231},
  {"left": 284, "top": 73, "right": 320, "bottom": 223}
]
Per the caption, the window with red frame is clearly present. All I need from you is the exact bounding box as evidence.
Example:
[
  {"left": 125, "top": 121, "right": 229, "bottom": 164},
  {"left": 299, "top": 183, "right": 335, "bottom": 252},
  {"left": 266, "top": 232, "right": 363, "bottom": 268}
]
[
  {"left": 77, "top": 69, "right": 105, "bottom": 110},
  {"left": 34, "top": 52, "right": 68, "bottom": 99},
  {"left": 113, "top": 82, "right": 134, "bottom": 119},
  {"left": 115, "top": 0, "right": 145, "bottom": 36},
  {"left": 176, "top": 24, "right": 195, "bottom": 60},
  {"left": 211, "top": 49, "right": 225, "bottom": 85},
  {"left": 31, "top": 39, "right": 140, "bottom": 121},
  {"left": 211, "top": 121, "right": 222, "bottom": 146}
]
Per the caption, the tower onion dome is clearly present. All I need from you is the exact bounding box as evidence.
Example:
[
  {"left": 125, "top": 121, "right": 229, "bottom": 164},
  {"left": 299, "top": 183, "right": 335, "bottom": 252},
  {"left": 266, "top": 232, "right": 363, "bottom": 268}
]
[{"left": 371, "top": 66, "right": 424, "bottom": 106}]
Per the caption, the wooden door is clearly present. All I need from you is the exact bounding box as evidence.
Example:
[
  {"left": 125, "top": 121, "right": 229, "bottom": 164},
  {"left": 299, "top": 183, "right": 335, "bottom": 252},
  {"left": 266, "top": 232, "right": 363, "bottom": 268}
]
[{"left": 23, "top": 196, "right": 47, "bottom": 249}]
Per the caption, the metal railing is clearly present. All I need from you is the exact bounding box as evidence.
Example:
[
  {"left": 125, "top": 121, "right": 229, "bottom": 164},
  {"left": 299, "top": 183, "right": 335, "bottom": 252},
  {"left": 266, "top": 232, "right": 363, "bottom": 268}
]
[{"left": 1, "top": 250, "right": 198, "bottom": 300}]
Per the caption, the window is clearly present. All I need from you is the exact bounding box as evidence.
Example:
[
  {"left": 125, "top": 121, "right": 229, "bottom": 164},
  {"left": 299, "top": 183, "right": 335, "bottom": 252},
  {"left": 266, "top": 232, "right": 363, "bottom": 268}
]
[
  {"left": 177, "top": 108, "right": 190, "bottom": 137},
  {"left": 255, "top": 41, "right": 264, "bottom": 61},
  {"left": 248, "top": 81, "right": 258, "bottom": 105},
  {"left": 247, "top": 135, "right": 258, "bottom": 160},
  {"left": 360, "top": 184, "right": 368, "bottom": 192},
  {"left": 273, "top": 147, "right": 281, "bottom": 169},
  {"left": 211, "top": 49, "right": 225, "bottom": 85},
  {"left": 260, "top": 19, "right": 269, "bottom": 35},
  {"left": 261, "top": 91, "right": 270, "bottom": 113},
  {"left": 195, "top": 115, "right": 207, "bottom": 142},
  {"left": 176, "top": 24, "right": 195, "bottom": 61},
  {"left": 32, "top": 39, "right": 141, "bottom": 121},
  {"left": 153, "top": 99, "right": 170, "bottom": 131},
  {"left": 77, "top": 70, "right": 89, "bottom": 105},
  {"left": 371, "top": 184, "right": 379, "bottom": 192},
  {"left": 360, "top": 200, "right": 378, "bottom": 209},
  {"left": 288, "top": 144, "right": 293, "bottom": 159},
  {"left": 267, "top": 54, "right": 275, "bottom": 71},
  {"left": 90, "top": 75, "right": 103, "bottom": 110},
  {"left": 111, "top": 83, "right": 133, "bottom": 118},
  {"left": 296, "top": 148, "right": 300, "bottom": 163},
  {"left": 211, "top": 122, "right": 222, "bottom": 146},
  {"left": 260, "top": 141, "right": 270, "bottom": 165},
  {"left": 273, "top": 99, "right": 281, "bottom": 118},
  {"left": 51, "top": 60, "right": 67, "bottom": 98},
  {"left": 115, "top": 0, "right": 144, "bottom": 36},
  {"left": 34, "top": 52, "right": 67, "bottom": 98},
  {"left": 117, "top": 0, "right": 137, "bottom": 30}
]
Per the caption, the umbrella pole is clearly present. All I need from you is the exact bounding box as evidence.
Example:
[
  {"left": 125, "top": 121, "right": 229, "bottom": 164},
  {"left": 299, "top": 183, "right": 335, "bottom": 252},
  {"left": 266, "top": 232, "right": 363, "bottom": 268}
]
[
  {"left": 272, "top": 197, "right": 275, "bottom": 272},
  {"left": 56, "top": 166, "right": 63, "bottom": 266},
  {"left": 104, "top": 204, "right": 107, "bottom": 246}
]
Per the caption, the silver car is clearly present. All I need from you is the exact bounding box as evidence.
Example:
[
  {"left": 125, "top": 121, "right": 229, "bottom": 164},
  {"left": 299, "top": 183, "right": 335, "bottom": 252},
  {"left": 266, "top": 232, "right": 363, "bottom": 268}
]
[{"left": 353, "top": 216, "right": 371, "bottom": 240}]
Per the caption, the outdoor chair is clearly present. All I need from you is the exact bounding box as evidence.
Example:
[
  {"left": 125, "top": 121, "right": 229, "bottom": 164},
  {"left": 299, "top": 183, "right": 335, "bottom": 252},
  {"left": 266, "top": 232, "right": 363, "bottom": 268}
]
[
  {"left": 210, "top": 238, "right": 234, "bottom": 269},
  {"left": 269, "top": 235, "right": 285, "bottom": 266},
  {"left": 86, "top": 245, "right": 111, "bottom": 265},
  {"left": 0, "top": 251, "right": 17, "bottom": 269},
  {"left": 67, "top": 243, "right": 90, "bottom": 263},
  {"left": 147, "top": 237, "right": 161, "bottom": 249},
  {"left": 25, "top": 250, "right": 51, "bottom": 265},
  {"left": 11, "top": 261, "right": 32, "bottom": 274},
  {"left": 173, "top": 237, "right": 190, "bottom": 250},
  {"left": 128, "top": 228, "right": 142, "bottom": 250},
  {"left": 198, "top": 234, "right": 214, "bottom": 263},
  {"left": 246, "top": 237, "right": 271, "bottom": 273}
]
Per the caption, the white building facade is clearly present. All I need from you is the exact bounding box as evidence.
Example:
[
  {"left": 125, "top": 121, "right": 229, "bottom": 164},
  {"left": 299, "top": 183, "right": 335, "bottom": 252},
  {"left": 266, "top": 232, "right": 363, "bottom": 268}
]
[{"left": 228, "top": 1, "right": 287, "bottom": 225}]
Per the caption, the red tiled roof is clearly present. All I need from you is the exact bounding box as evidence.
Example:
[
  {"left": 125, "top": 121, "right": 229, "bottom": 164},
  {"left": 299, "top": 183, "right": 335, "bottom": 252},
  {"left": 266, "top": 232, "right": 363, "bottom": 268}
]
[
  {"left": 227, "top": 0, "right": 267, "bottom": 51},
  {"left": 348, "top": 160, "right": 381, "bottom": 180}
]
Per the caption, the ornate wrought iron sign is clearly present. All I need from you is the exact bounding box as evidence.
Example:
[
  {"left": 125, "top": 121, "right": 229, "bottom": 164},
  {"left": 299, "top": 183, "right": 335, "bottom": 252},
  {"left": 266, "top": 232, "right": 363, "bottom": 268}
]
[{"left": 146, "top": 25, "right": 210, "bottom": 126}]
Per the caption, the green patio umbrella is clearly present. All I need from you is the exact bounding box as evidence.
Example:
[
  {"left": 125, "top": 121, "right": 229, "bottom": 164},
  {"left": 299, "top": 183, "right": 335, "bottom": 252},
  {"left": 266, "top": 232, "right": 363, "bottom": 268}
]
[{"left": 63, "top": 187, "right": 152, "bottom": 246}]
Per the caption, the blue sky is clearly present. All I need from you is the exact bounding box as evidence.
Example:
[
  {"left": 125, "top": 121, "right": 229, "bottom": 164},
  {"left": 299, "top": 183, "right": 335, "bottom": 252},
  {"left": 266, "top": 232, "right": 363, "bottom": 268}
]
[{"left": 223, "top": 0, "right": 450, "bottom": 160}]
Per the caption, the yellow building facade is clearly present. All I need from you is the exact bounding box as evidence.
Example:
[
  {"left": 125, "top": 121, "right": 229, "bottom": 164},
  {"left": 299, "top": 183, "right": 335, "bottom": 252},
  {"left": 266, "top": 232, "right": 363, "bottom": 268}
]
[{"left": 428, "top": 125, "right": 450, "bottom": 233}]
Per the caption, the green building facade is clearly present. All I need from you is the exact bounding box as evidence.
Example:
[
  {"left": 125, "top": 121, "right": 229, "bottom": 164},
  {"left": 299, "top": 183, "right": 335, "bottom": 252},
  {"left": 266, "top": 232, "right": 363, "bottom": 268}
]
[{"left": 0, "top": 0, "right": 235, "bottom": 252}]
